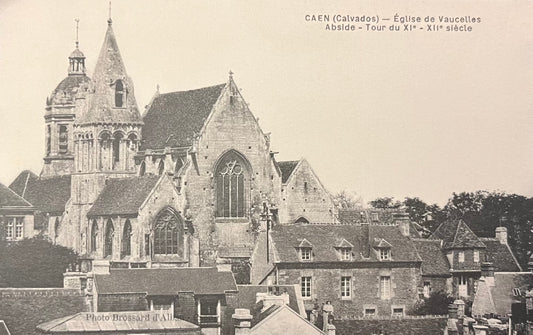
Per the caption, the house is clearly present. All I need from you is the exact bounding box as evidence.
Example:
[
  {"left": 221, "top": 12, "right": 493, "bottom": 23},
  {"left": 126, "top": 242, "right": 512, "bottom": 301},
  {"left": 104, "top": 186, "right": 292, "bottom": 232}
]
[
  {"left": 430, "top": 220, "right": 522, "bottom": 299},
  {"left": 0, "top": 182, "right": 35, "bottom": 242},
  {"left": 250, "top": 221, "right": 423, "bottom": 319},
  {"left": 91, "top": 267, "right": 237, "bottom": 335}
]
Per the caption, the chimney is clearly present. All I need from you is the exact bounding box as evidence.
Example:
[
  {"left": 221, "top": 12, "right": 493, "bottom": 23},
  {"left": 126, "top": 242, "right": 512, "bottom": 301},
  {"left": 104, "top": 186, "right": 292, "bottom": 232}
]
[
  {"left": 480, "top": 262, "right": 495, "bottom": 287},
  {"left": 495, "top": 227, "right": 507, "bottom": 244},
  {"left": 446, "top": 303, "right": 459, "bottom": 335},
  {"left": 448, "top": 303, "right": 458, "bottom": 319},
  {"left": 232, "top": 308, "right": 253, "bottom": 335},
  {"left": 454, "top": 299, "right": 465, "bottom": 318},
  {"left": 393, "top": 213, "right": 410, "bottom": 237}
]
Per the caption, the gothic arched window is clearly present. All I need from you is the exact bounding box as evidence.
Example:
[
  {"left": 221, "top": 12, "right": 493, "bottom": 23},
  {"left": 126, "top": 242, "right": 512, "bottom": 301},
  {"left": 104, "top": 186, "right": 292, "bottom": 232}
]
[
  {"left": 153, "top": 208, "right": 183, "bottom": 256},
  {"left": 121, "top": 219, "right": 132, "bottom": 258},
  {"left": 91, "top": 220, "right": 98, "bottom": 252},
  {"left": 215, "top": 151, "right": 250, "bottom": 218},
  {"left": 99, "top": 132, "right": 112, "bottom": 170},
  {"left": 104, "top": 219, "right": 114, "bottom": 258},
  {"left": 115, "top": 80, "right": 124, "bottom": 107}
]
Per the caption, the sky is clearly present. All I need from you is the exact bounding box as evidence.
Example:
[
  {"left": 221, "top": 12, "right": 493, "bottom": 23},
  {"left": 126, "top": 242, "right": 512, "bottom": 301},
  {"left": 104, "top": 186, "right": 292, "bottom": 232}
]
[{"left": 0, "top": 0, "right": 532, "bottom": 206}]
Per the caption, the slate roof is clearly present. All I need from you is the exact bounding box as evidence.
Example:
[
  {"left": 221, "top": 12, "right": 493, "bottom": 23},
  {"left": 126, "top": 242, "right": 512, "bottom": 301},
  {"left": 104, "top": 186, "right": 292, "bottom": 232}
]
[
  {"left": 480, "top": 238, "right": 522, "bottom": 272},
  {"left": 0, "top": 321, "right": 10, "bottom": 335},
  {"left": 277, "top": 161, "right": 299, "bottom": 184},
  {"left": 9, "top": 173, "right": 71, "bottom": 214},
  {"left": 270, "top": 224, "right": 421, "bottom": 263},
  {"left": 8, "top": 170, "right": 38, "bottom": 197},
  {"left": 412, "top": 239, "right": 451, "bottom": 276},
  {"left": 430, "top": 219, "right": 486, "bottom": 249},
  {"left": 37, "top": 311, "right": 200, "bottom": 333},
  {"left": 0, "top": 182, "right": 32, "bottom": 208},
  {"left": 473, "top": 272, "right": 533, "bottom": 316},
  {"left": 87, "top": 175, "right": 160, "bottom": 216},
  {"left": 141, "top": 84, "right": 226, "bottom": 150},
  {"left": 95, "top": 268, "right": 237, "bottom": 295},
  {"left": 0, "top": 288, "right": 88, "bottom": 335},
  {"left": 334, "top": 317, "right": 448, "bottom": 335},
  {"left": 49, "top": 74, "right": 91, "bottom": 105}
]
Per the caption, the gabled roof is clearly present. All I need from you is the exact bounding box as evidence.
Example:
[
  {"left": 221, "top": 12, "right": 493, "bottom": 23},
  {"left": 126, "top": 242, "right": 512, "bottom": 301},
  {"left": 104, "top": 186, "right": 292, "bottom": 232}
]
[
  {"left": 472, "top": 272, "right": 533, "bottom": 316},
  {"left": 270, "top": 225, "right": 421, "bottom": 263},
  {"left": 251, "top": 304, "right": 325, "bottom": 335},
  {"left": 298, "top": 238, "right": 313, "bottom": 248},
  {"left": 277, "top": 161, "right": 299, "bottom": 184},
  {"left": 95, "top": 268, "right": 237, "bottom": 295},
  {"left": 37, "top": 311, "right": 199, "bottom": 333},
  {"left": 373, "top": 238, "right": 392, "bottom": 248},
  {"left": 0, "top": 182, "right": 32, "bottom": 208},
  {"left": 8, "top": 170, "right": 38, "bottom": 198},
  {"left": 479, "top": 238, "right": 522, "bottom": 272},
  {"left": 412, "top": 239, "right": 451, "bottom": 276},
  {"left": 10, "top": 173, "right": 71, "bottom": 214},
  {"left": 336, "top": 239, "right": 354, "bottom": 248},
  {"left": 141, "top": 84, "right": 226, "bottom": 150},
  {"left": 430, "top": 219, "right": 486, "bottom": 249},
  {"left": 87, "top": 175, "right": 160, "bottom": 217}
]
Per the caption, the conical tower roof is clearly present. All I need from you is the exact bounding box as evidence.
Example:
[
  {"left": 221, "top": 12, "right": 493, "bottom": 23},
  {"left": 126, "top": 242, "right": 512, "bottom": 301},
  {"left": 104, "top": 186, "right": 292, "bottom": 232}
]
[{"left": 76, "top": 21, "right": 142, "bottom": 125}]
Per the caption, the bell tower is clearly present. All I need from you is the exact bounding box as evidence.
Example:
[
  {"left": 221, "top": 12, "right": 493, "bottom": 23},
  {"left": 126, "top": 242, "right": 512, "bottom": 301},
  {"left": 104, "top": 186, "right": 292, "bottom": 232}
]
[{"left": 42, "top": 19, "right": 90, "bottom": 177}]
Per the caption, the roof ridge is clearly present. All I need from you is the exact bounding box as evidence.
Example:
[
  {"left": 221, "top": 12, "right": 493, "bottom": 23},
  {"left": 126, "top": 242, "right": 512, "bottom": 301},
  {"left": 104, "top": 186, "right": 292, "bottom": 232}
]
[{"left": 159, "top": 83, "right": 226, "bottom": 96}]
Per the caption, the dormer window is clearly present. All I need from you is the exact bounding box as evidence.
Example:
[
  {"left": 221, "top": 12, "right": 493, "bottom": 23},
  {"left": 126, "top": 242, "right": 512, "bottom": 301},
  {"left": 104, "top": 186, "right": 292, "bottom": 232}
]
[
  {"left": 335, "top": 239, "right": 354, "bottom": 261},
  {"left": 340, "top": 248, "right": 352, "bottom": 261},
  {"left": 300, "top": 247, "right": 312, "bottom": 261},
  {"left": 115, "top": 80, "right": 125, "bottom": 107},
  {"left": 380, "top": 248, "right": 391, "bottom": 261}
]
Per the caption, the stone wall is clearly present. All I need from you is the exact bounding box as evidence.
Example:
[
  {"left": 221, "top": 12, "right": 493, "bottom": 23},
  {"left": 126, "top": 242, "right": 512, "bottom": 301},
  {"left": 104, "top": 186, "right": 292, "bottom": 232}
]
[
  {"left": 276, "top": 264, "right": 420, "bottom": 318},
  {"left": 279, "top": 159, "right": 336, "bottom": 224}
]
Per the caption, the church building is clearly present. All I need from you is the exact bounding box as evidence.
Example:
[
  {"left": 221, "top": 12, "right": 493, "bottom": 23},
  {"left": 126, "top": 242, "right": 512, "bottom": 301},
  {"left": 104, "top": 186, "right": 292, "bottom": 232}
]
[{"left": 7, "top": 16, "right": 337, "bottom": 273}]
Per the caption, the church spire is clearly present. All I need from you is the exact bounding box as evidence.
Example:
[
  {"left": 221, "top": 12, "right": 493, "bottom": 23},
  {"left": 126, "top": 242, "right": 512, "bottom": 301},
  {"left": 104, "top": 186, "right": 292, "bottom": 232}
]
[{"left": 68, "top": 18, "right": 85, "bottom": 75}]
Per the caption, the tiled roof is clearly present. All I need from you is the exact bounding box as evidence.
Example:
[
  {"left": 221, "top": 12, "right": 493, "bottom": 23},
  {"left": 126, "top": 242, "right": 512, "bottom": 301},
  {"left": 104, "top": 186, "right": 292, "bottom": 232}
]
[
  {"left": 334, "top": 317, "right": 447, "bottom": 335},
  {"left": 430, "top": 219, "right": 486, "bottom": 249},
  {"left": 37, "top": 311, "right": 200, "bottom": 333},
  {"left": 87, "top": 175, "right": 160, "bottom": 216},
  {"left": 95, "top": 268, "right": 237, "bottom": 295},
  {"left": 412, "top": 239, "right": 451, "bottom": 276},
  {"left": 8, "top": 170, "right": 37, "bottom": 198},
  {"left": 0, "top": 288, "right": 88, "bottom": 335},
  {"left": 10, "top": 174, "right": 71, "bottom": 214},
  {"left": 277, "top": 161, "right": 299, "bottom": 184},
  {"left": 480, "top": 238, "right": 522, "bottom": 272},
  {"left": 270, "top": 224, "right": 421, "bottom": 263},
  {"left": 141, "top": 84, "right": 225, "bottom": 150},
  {"left": 0, "top": 182, "right": 32, "bottom": 208}
]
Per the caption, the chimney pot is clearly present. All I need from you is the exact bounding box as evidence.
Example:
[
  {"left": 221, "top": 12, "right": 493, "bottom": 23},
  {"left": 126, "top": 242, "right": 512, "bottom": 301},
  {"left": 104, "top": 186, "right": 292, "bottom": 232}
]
[
  {"left": 233, "top": 308, "right": 253, "bottom": 335},
  {"left": 448, "top": 304, "right": 458, "bottom": 319},
  {"left": 480, "top": 262, "right": 495, "bottom": 278}
]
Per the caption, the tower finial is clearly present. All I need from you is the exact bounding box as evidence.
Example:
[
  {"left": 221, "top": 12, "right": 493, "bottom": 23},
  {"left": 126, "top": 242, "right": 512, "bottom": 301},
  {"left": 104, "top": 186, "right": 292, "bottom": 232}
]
[
  {"left": 107, "top": 1, "right": 112, "bottom": 25},
  {"left": 229, "top": 70, "right": 234, "bottom": 80},
  {"left": 75, "top": 18, "right": 80, "bottom": 49}
]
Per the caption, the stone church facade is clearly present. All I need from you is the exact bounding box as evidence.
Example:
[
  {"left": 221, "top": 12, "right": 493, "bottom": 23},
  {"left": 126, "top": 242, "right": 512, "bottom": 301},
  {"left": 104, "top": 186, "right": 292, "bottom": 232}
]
[{"left": 8, "top": 18, "right": 337, "bottom": 271}]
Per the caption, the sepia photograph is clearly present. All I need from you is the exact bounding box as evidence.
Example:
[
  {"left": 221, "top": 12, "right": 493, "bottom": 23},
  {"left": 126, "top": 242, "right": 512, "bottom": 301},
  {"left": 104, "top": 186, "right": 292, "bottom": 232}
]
[{"left": 0, "top": 0, "right": 532, "bottom": 334}]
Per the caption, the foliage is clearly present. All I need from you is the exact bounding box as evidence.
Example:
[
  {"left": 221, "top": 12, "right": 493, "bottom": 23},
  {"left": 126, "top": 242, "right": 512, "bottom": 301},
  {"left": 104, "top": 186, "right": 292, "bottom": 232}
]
[
  {"left": 0, "top": 236, "right": 78, "bottom": 287},
  {"left": 413, "top": 291, "right": 455, "bottom": 315},
  {"left": 333, "top": 190, "right": 363, "bottom": 209},
  {"left": 368, "top": 197, "right": 401, "bottom": 209}
]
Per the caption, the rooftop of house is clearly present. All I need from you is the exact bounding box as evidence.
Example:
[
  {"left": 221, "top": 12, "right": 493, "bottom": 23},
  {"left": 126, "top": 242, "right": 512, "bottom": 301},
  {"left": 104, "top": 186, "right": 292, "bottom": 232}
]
[
  {"left": 269, "top": 224, "right": 422, "bottom": 263},
  {"left": 87, "top": 175, "right": 160, "bottom": 217},
  {"left": 36, "top": 311, "right": 200, "bottom": 334},
  {"left": 94, "top": 267, "right": 237, "bottom": 296},
  {"left": 249, "top": 304, "right": 325, "bottom": 335},
  {"left": 479, "top": 238, "right": 522, "bottom": 272},
  {"left": 430, "top": 219, "right": 486, "bottom": 249},
  {"left": 0, "top": 182, "right": 32, "bottom": 209},
  {"left": 0, "top": 288, "right": 88, "bottom": 335},
  {"left": 9, "top": 172, "right": 71, "bottom": 215},
  {"left": 412, "top": 239, "right": 451, "bottom": 277},
  {"left": 472, "top": 272, "right": 533, "bottom": 317},
  {"left": 141, "top": 84, "right": 226, "bottom": 150}
]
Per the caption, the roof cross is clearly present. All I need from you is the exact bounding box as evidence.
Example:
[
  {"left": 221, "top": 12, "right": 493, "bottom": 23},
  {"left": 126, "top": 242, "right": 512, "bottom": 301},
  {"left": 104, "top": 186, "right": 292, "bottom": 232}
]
[
  {"left": 108, "top": 1, "right": 112, "bottom": 25},
  {"left": 75, "top": 18, "right": 80, "bottom": 48}
]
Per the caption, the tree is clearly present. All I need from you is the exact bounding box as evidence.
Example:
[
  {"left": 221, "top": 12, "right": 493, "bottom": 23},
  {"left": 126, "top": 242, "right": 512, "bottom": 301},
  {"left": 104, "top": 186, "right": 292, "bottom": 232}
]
[
  {"left": 412, "top": 291, "right": 454, "bottom": 315},
  {"left": 0, "top": 236, "right": 78, "bottom": 287},
  {"left": 369, "top": 197, "right": 401, "bottom": 209},
  {"left": 333, "top": 190, "right": 363, "bottom": 209}
]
